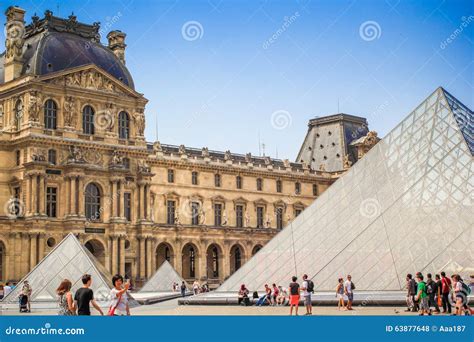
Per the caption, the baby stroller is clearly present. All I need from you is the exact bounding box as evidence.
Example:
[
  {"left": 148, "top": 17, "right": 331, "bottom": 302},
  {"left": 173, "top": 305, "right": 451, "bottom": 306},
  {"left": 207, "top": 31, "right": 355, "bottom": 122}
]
[{"left": 19, "top": 294, "right": 28, "bottom": 313}]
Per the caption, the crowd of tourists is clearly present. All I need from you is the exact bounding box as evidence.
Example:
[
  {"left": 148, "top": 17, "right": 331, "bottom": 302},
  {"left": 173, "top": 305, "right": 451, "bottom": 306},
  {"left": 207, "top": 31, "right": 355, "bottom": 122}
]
[
  {"left": 405, "top": 272, "right": 472, "bottom": 316},
  {"left": 237, "top": 272, "right": 473, "bottom": 316},
  {"left": 238, "top": 274, "right": 356, "bottom": 315}
]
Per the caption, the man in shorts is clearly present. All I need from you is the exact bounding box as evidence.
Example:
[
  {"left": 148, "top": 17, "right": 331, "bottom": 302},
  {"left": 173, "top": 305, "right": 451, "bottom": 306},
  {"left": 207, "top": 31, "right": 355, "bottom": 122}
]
[
  {"left": 415, "top": 274, "right": 430, "bottom": 316},
  {"left": 301, "top": 274, "right": 312, "bottom": 315},
  {"left": 344, "top": 275, "right": 354, "bottom": 310},
  {"left": 288, "top": 276, "right": 300, "bottom": 316}
]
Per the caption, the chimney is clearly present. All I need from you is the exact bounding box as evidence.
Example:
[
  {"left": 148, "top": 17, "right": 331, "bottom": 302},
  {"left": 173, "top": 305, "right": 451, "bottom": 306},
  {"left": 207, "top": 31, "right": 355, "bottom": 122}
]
[
  {"left": 107, "top": 30, "right": 126, "bottom": 64},
  {"left": 4, "top": 6, "right": 26, "bottom": 82}
]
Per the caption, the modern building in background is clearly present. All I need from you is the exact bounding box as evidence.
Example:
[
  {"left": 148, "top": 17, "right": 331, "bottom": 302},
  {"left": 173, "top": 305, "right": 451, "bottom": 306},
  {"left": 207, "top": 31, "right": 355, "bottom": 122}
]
[{"left": 0, "top": 8, "right": 377, "bottom": 287}]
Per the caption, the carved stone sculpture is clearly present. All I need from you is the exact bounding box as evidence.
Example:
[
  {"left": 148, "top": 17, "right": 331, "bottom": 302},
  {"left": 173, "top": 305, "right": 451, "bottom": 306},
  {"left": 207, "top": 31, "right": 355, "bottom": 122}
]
[
  {"left": 67, "top": 145, "right": 85, "bottom": 163},
  {"left": 28, "top": 91, "right": 41, "bottom": 122},
  {"left": 63, "top": 96, "right": 76, "bottom": 127},
  {"left": 134, "top": 109, "right": 145, "bottom": 136}
]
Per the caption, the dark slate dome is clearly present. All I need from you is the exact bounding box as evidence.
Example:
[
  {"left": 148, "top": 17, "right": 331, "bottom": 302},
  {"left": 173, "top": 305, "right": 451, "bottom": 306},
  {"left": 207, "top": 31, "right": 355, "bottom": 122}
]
[{"left": 0, "top": 11, "right": 134, "bottom": 88}]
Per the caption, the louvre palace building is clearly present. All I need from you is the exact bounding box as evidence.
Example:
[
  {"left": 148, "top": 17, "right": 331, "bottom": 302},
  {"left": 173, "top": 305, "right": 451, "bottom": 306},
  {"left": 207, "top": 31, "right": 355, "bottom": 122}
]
[{"left": 0, "top": 7, "right": 378, "bottom": 287}]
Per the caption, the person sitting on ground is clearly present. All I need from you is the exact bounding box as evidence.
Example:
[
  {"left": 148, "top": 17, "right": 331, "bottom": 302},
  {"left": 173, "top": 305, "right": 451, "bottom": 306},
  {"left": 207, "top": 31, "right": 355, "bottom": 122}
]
[
  {"left": 238, "top": 284, "right": 250, "bottom": 306},
  {"left": 276, "top": 286, "right": 287, "bottom": 305},
  {"left": 109, "top": 274, "right": 130, "bottom": 316},
  {"left": 289, "top": 276, "right": 300, "bottom": 316},
  {"left": 271, "top": 283, "right": 279, "bottom": 306},
  {"left": 263, "top": 284, "right": 272, "bottom": 306},
  {"left": 415, "top": 274, "right": 430, "bottom": 316},
  {"left": 336, "top": 278, "right": 345, "bottom": 310},
  {"left": 57, "top": 279, "right": 76, "bottom": 316}
]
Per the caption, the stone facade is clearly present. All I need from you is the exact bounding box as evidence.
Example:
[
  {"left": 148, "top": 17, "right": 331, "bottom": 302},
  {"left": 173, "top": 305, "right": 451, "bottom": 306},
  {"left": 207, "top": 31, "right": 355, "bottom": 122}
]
[{"left": 0, "top": 8, "right": 371, "bottom": 287}]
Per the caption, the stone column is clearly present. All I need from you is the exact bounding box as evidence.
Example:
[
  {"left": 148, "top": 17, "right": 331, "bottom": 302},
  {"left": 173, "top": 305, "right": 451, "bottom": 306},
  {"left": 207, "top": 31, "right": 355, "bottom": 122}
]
[
  {"left": 119, "top": 236, "right": 126, "bottom": 276},
  {"left": 25, "top": 174, "right": 32, "bottom": 215},
  {"left": 78, "top": 176, "right": 85, "bottom": 217},
  {"left": 111, "top": 235, "right": 118, "bottom": 275},
  {"left": 65, "top": 176, "right": 71, "bottom": 216},
  {"left": 107, "top": 237, "right": 112, "bottom": 273},
  {"left": 150, "top": 238, "right": 156, "bottom": 273},
  {"left": 139, "top": 237, "right": 145, "bottom": 278},
  {"left": 223, "top": 241, "right": 231, "bottom": 280},
  {"left": 111, "top": 180, "right": 117, "bottom": 218},
  {"left": 38, "top": 233, "right": 45, "bottom": 261},
  {"left": 70, "top": 176, "right": 77, "bottom": 215},
  {"left": 118, "top": 181, "right": 124, "bottom": 218},
  {"left": 29, "top": 233, "right": 37, "bottom": 268},
  {"left": 39, "top": 175, "right": 46, "bottom": 215},
  {"left": 198, "top": 243, "right": 207, "bottom": 281},
  {"left": 146, "top": 237, "right": 152, "bottom": 278}
]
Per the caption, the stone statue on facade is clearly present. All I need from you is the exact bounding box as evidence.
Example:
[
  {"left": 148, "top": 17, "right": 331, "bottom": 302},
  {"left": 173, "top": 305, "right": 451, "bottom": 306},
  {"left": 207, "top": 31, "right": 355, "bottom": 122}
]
[
  {"left": 283, "top": 159, "right": 291, "bottom": 168},
  {"left": 28, "top": 91, "right": 41, "bottom": 122},
  {"left": 224, "top": 150, "right": 232, "bottom": 161},
  {"left": 343, "top": 155, "right": 352, "bottom": 169},
  {"left": 110, "top": 150, "right": 123, "bottom": 166},
  {"left": 137, "top": 160, "right": 151, "bottom": 173},
  {"left": 134, "top": 109, "right": 145, "bottom": 136},
  {"left": 67, "top": 145, "right": 85, "bottom": 163},
  {"left": 179, "top": 144, "right": 186, "bottom": 155},
  {"left": 31, "top": 149, "right": 46, "bottom": 162},
  {"left": 244, "top": 210, "right": 250, "bottom": 227},
  {"left": 63, "top": 96, "right": 76, "bottom": 127},
  {"left": 245, "top": 153, "right": 252, "bottom": 163},
  {"left": 222, "top": 211, "right": 228, "bottom": 226},
  {"left": 265, "top": 213, "right": 272, "bottom": 228},
  {"left": 198, "top": 208, "right": 206, "bottom": 225},
  {"left": 201, "top": 147, "right": 209, "bottom": 158},
  {"left": 153, "top": 141, "right": 162, "bottom": 152}
]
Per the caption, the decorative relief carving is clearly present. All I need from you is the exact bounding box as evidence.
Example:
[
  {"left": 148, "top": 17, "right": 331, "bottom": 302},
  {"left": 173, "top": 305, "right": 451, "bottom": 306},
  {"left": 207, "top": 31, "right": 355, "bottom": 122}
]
[
  {"left": 133, "top": 109, "right": 145, "bottom": 136},
  {"left": 28, "top": 91, "right": 42, "bottom": 122},
  {"left": 63, "top": 96, "right": 77, "bottom": 127},
  {"left": 31, "top": 148, "right": 46, "bottom": 162},
  {"left": 47, "top": 69, "right": 127, "bottom": 94},
  {"left": 201, "top": 147, "right": 209, "bottom": 157}
]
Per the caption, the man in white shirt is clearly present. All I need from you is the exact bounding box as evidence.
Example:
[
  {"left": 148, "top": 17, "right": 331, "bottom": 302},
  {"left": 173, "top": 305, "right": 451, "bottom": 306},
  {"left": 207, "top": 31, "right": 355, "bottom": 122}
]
[
  {"left": 344, "top": 275, "right": 354, "bottom": 310},
  {"left": 3, "top": 282, "right": 12, "bottom": 297},
  {"left": 301, "top": 274, "right": 313, "bottom": 315}
]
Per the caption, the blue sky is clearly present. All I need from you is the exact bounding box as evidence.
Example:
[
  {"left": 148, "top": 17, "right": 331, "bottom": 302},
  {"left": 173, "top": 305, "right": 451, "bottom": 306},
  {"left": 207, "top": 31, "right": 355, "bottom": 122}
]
[{"left": 2, "top": 0, "right": 473, "bottom": 160}]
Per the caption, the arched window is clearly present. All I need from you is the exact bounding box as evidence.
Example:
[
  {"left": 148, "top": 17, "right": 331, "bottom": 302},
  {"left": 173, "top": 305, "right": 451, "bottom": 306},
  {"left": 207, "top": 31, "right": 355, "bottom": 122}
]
[
  {"left": 44, "top": 99, "right": 57, "bottom": 129},
  {"left": 212, "top": 246, "right": 219, "bottom": 278},
  {"left": 118, "top": 111, "right": 130, "bottom": 139},
  {"left": 85, "top": 183, "right": 101, "bottom": 220},
  {"left": 48, "top": 149, "right": 56, "bottom": 165},
  {"left": 189, "top": 247, "right": 195, "bottom": 278},
  {"left": 14, "top": 100, "right": 23, "bottom": 131},
  {"left": 82, "top": 105, "right": 95, "bottom": 134}
]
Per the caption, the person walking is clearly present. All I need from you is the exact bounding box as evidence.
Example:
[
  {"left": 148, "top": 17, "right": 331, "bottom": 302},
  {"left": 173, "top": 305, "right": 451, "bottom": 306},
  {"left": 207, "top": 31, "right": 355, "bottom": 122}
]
[
  {"left": 426, "top": 273, "right": 440, "bottom": 314},
  {"left": 192, "top": 280, "right": 200, "bottom": 295},
  {"left": 405, "top": 274, "right": 418, "bottom": 312},
  {"left": 435, "top": 274, "right": 443, "bottom": 310},
  {"left": 440, "top": 272, "right": 452, "bottom": 314},
  {"left": 415, "top": 274, "right": 430, "bottom": 315},
  {"left": 344, "top": 275, "right": 354, "bottom": 310},
  {"left": 336, "top": 278, "right": 345, "bottom": 310},
  {"left": 288, "top": 276, "right": 300, "bottom": 316},
  {"left": 180, "top": 281, "right": 187, "bottom": 298},
  {"left": 3, "top": 282, "right": 12, "bottom": 298},
  {"left": 56, "top": 279, "right": 76, "bottom": 315},
  {"left": 301, "top": 274, "right": 313, "bottom": 315},
  {"left": 21, "top": 280, "right": 32, "bottom": 313},
  {"left": 74, "top": 274, "right": 104, "bottom": 316},
  {"left": 109, "top": 274, "right": 130, "bottom": 316}
]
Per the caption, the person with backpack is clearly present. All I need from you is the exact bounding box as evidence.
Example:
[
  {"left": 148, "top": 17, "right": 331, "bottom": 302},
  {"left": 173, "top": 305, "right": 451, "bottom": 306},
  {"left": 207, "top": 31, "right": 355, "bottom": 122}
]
[
  {"left": 451, "top": 274, "right": 472, "bottom": 316},
  {"left": 405, "top": 274, "right": 418, "bottom": 312},
  {"left": 288, "top": 276, "right": 300, "bottom": 316},
  {"left": 180, "top": 281, "right": 187, "bottom": 298},
  {"left": 415, "top": 274, "right": 430, "bottom": 316},
  {"left": 440, "top": 271, "right": 452, "bottom": 314},
  {"left": 426, "top": 273, "right": 440, "bottom": 314},
  {"left": 301, "top": 274, "right": 313, "bottom": 315},
  {"left": 344, "top": 275, "right": 355, "bottom": 310}
]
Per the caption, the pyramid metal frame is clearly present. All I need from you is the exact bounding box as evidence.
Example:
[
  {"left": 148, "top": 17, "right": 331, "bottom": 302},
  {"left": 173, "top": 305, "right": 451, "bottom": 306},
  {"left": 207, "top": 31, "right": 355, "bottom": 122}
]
[
  {"left": 218, "top": 87, "right": 473, "bottom": 292},
  {"left": 139, "top": 260, "right": 189, "bottom": 293},
  {"left": 2, "top": 233, "right": 113, "bottom": 303}
]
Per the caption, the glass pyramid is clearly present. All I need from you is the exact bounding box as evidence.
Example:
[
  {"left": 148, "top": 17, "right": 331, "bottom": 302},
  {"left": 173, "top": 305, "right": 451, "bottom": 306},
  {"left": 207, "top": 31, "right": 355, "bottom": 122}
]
[
  {"left": 139, "top": 260, "right": 188, "bottom": 293},
  {"left": 2, "top": 233, "right": 113, "bottom": 303},
  {"left": 218, "top": 87, "right": 473, "bottom": 292}
]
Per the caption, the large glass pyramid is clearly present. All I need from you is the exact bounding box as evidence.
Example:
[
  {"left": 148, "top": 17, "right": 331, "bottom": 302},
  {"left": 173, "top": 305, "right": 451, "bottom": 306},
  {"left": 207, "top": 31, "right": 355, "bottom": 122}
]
[
  {"left": 139, "top": 260, "right": 188, "bottom": 293},
  {"left": 2, "top": 233, "right": 113, "bottom": 303},
  {"left": 218, "top": 87, "right": 473, "bottom": 292}
]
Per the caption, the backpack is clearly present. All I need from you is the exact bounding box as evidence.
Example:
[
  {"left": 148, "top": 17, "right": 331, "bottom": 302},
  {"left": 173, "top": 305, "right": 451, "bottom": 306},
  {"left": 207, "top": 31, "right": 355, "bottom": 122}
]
[
  {"left": 351, "top": 282, "right": 356, "bottom": 290},
  {"left": 426, "top": 280, "right": 434, "bottom": 294},
  {"left": 461, "top": 282, "right": 471, "bottom": 295},
  {"left": 306, "top": 280, "right": 314, "bottom": 293},
  {"left": 252, "top": 291, "right": 259, "bottom": 299}
]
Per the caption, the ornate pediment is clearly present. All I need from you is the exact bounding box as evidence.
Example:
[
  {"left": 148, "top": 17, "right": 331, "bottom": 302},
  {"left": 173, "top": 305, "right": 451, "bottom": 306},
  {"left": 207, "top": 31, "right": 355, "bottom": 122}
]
[{"left": 39, "top": 65, "right": 141, "bottom": 98}]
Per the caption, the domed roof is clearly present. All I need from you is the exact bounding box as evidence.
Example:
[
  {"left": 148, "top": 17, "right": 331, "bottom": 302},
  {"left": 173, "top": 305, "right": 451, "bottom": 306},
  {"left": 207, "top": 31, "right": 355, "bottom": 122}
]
[{"left": 0, "top": 12, "right": 134, "bottom": 88}]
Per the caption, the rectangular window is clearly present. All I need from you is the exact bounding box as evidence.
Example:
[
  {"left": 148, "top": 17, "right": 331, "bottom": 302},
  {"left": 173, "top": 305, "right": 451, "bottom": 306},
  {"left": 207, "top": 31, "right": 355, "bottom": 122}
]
[
  {"left": 124, "top": 192, "right": 131, "bottom": 221},
  {"left": 257, "top": 178, "right": 263, "bottom": 191},
  {"left": 16, "top": 150, "right": 21, "bottom": 166},
  {"left": 214, "top": 203, "right": 222, "bottom": 226},
  {"left": 276, "top": 180, "right": 282, "bottom": 193},
  {"left": 295, "top": 182, "right": 301, "bottom": 195},
  {"left": 215, "top": 174, "right": 221, "bottom": 187},
  {"left": 46, "top": 187, "right": 57, "bottom": 218},
  {"left": 236, "top": 176, "right": 242, "bottom": 189},
  {"left": 192, "top": 171, "right": 198, "bottom": 185},
  {"left": 236, "top": 205, "right": 244, "bottom": 228},
  {"left": 257, "top": 207, "right": 264, "bottom": 228},
  {"left": 313, "top": 184, "right": 318, "bottom": 196},
  {"left": 191, "top": 202, "right": 200, "bottom": 225},
  {"left": 168, "top": 169, "right": 174, "bottom": 183},
  {"left": 167, "top": 200, "right": 176, "bottom": 224},
  {"left": 276, "top": 207, "right": 283, "bottom": 230}
]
